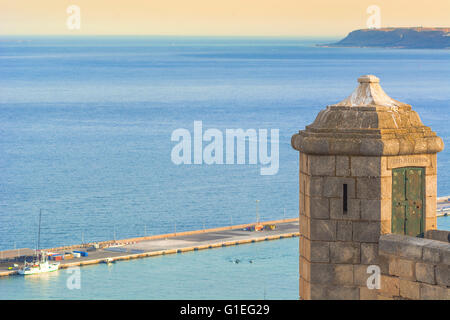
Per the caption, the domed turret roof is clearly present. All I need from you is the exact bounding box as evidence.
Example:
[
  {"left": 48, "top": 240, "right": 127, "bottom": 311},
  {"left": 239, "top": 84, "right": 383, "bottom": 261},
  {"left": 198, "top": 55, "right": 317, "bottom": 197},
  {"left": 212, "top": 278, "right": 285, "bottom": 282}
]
[
  {"left": 291, "top": 75, "right": 444, "bottom": 156},
  {"left": 333, "top": 75, "right": 405, "bottom": 108}
]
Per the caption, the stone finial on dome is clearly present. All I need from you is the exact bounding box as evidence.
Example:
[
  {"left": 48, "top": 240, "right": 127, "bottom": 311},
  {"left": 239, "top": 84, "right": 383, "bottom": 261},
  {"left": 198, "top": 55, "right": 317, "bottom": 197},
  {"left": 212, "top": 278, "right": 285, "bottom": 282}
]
[{"left": 333, "top": 74, "right": 406, "bottom": 108}]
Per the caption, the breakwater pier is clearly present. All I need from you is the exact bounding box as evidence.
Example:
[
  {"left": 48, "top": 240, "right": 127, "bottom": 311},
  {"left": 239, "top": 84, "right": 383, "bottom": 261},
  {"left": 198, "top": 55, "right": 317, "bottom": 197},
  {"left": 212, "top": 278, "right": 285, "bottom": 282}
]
[{"left": 0, "top": 218, "right": 299, "bottom": 277}]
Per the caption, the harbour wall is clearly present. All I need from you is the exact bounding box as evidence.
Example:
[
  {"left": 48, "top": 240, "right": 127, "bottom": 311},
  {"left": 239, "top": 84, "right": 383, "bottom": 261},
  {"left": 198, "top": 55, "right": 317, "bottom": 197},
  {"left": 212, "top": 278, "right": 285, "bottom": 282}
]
[
  {"left": 375, "top": 233, "right": 449, "bottom": 300},
  {"left": 46, "top": 218, "right": 298, "bottom": 252},
  {"left": 0, "top": 218, "right": 299, "bottom": 277}
]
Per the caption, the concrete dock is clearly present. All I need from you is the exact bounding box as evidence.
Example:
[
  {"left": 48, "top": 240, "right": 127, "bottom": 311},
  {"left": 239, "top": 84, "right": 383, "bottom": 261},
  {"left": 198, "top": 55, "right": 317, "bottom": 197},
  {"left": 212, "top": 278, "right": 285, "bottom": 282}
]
[{"left": 0, "top": 218, "right": 299, "bottom": 277}]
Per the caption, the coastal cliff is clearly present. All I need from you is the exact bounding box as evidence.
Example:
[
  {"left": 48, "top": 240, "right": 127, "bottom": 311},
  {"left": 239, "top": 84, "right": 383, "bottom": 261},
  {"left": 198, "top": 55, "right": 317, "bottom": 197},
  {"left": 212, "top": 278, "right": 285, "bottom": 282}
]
[{"left": 321, "top": 27, "right": 450, "bottom": 49}]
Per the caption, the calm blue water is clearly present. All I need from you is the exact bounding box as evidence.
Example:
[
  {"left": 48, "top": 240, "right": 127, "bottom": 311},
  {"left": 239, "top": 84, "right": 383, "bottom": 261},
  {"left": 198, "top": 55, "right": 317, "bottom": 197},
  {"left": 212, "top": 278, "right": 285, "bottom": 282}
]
[
  {"left": 0, "top": 37, "right": 449, "bottom": 299},
  {"left": 0, "top": 237, "right": 299, "bottom": 300},
  {"left": 1, "top": 37, "right": 449, "bottom": 250}
]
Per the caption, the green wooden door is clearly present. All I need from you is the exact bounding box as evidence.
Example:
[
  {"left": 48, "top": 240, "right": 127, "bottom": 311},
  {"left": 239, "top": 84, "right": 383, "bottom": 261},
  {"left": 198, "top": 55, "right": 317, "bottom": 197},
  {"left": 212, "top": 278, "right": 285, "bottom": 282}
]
[{"left": 392, "top": 167, "right": 424, "bottom": 237}]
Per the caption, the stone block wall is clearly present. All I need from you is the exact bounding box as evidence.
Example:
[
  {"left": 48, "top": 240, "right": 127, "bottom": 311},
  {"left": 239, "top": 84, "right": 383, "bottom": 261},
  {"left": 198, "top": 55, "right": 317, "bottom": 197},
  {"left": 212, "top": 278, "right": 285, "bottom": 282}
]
[
  {"left": 298, "top": 152, "right": 441, "bottom": 300},
  {"left": 426, "top": 230, "right": 450, "bottom": 243},
  {"left": 299, "top": 153, "right": 382, "bottom": 299},
  {"left": 377, "top": 233, "right": 449, "bottom": 300}
]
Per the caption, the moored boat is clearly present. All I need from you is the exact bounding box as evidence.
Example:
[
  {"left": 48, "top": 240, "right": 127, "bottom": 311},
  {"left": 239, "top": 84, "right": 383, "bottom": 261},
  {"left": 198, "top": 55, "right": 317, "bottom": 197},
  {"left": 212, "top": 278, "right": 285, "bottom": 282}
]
[
  {"left": 18, "top": 253, "right": 60, "bottom": 275},
  {"left": 18, "top": 209, "right": 60, "bottom": 275}
]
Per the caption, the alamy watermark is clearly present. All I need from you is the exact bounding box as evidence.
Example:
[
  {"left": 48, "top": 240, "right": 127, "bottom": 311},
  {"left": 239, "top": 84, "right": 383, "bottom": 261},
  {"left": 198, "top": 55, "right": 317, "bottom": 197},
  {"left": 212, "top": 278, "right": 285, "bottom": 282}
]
[
  {"left": 67, "top": 5, "right": 81, "bottom": 30},
  {"left": 66, "top": 267, "right": 81, "bottom": 290},
  {"left": 171, "top": 121, "right": 279, "bottom": 175},
  {"left": 366, "top": 265, "right": 381, "bottom": 289},
  {"left": 366, "top": 5, "right": 381, "bottom": 29}
]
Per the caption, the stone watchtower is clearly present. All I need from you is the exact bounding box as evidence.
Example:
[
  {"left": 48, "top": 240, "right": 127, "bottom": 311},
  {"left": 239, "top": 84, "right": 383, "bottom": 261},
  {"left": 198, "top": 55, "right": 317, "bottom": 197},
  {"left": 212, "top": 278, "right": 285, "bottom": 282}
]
[{"left": 291, "top": 75, "right": 444, "bottom": 300}]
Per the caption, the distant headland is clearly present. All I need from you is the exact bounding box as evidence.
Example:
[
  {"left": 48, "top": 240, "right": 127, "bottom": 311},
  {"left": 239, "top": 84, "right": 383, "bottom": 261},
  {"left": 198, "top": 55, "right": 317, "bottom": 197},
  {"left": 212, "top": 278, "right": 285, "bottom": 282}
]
[{"left": 319, "top": 27, "right": 450, "bottom": 49}]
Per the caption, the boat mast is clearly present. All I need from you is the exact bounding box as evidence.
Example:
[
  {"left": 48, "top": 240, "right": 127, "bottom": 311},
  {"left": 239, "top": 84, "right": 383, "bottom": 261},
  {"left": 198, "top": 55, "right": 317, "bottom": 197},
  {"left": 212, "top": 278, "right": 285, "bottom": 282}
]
[
  {"left": 36, "top": 209, "right": 42, "bottom": 260},
  {"left": 256, "top": 199, "right": 260, "bottom": 224}
]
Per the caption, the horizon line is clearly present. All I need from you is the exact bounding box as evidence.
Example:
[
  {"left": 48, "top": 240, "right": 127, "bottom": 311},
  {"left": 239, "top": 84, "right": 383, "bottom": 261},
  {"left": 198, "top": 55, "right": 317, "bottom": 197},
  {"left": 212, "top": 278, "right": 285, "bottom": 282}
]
[
  {"left": 0, "top": 34, "right": 342, "bottom": 38},
  {"left": 2, "top": 26, "right": 448, "bottom": 38}
]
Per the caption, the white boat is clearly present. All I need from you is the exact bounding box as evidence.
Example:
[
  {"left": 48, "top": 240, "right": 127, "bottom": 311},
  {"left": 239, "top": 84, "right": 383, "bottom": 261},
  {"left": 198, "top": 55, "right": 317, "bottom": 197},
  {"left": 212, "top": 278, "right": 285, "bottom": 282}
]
[
  {"left": 18, "top": 254, "right": 60, "bottom": 275},
  {"left": 18, "top": 209, "right": 60, "bottom": 275},
  {"left": 102, "top": 258, "right": 115, "bottom": 264}
]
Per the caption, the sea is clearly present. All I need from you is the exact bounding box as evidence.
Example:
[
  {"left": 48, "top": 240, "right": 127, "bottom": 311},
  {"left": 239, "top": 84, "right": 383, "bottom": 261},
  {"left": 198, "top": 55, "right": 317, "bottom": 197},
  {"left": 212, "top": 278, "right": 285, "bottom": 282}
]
[{"left": 0, "top": 36, "right": 449, "bottom": 299}]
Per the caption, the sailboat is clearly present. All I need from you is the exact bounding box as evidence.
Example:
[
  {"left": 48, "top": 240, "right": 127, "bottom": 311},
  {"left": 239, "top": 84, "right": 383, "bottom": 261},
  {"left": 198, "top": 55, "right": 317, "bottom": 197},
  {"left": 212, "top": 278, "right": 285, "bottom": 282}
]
[
  {"left": 18, "top": 253, "right": 60, "bottom": 275},
  {"left": 18, "top": 210, "right": 60, "bottom": 275}
]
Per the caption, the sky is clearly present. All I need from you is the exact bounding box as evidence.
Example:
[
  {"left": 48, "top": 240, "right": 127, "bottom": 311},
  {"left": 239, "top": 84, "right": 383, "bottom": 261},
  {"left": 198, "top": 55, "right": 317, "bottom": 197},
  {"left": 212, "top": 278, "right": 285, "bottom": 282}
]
[{"left": 0, "top": 0, "right": 449, "bottom": 36}]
